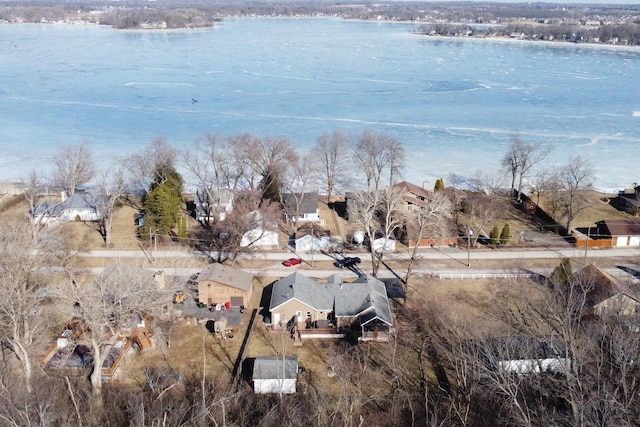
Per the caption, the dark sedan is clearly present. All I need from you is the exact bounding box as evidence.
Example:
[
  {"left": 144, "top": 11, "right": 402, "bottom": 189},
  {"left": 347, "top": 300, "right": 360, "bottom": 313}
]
[{"left": 334, "top": 257, "right": 361, "bottom": 268}]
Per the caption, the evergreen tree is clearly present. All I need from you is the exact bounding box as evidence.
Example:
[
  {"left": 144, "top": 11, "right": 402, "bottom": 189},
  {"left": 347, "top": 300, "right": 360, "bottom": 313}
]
[
  {"left": 490, "top": 225, "right": 500, "bottom": 245},
  {"left": 551, "top": 257, "right": 573, "bottom": 286},
  {"left": 141, "top": 166, "right": 184, "bottom": 241},
  {"left": 499, "top": 223, "right": 510, "bottom": 245},
  {"left": 260, "top": 165, "right": 282, "bottom": 204},
  {"left": 434, "top": 177, "right": 445, "bottom": 192}
]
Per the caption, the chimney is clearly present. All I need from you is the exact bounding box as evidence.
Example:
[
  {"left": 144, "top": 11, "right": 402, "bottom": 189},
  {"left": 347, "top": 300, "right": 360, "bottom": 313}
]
[
  {"left": 422, "top": 181, "right": 430, "bottom": 191},
  {"left": 61, "top": 191, "right": 67, "bottom": 202}
]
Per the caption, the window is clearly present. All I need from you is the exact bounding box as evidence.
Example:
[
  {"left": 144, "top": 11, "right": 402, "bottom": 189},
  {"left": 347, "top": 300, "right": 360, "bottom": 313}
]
[{"left": 307, "top": 312, "right": 312, "bottom": 318}]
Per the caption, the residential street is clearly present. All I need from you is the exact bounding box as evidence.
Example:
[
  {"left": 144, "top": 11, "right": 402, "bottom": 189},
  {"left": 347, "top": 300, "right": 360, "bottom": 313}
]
[{"left": 74, "top": 245, "right": 640, "bottom": 283}]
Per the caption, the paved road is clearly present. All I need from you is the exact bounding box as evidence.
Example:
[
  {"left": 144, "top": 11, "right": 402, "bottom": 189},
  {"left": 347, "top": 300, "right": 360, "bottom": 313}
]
[
  {"left": 72, "top": 245, "right": 640, "bottom": 283},
  {"left": 79, "top": 245, "right": 640, "bottom": 262}
]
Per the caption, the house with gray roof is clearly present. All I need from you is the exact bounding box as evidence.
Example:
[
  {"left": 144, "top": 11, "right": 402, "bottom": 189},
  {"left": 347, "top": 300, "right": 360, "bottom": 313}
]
[
  {"left": 252, "top": 356, "right": 299, "bottom": 394},
  {"left": 282, "top": 191, "right": 320, "bottom": 223},
  {"left": 31, "top": 191, "right": 102, "bottom": 225},
  {"left": 268, "top": 272, "right": 393, "bottom": 341}
]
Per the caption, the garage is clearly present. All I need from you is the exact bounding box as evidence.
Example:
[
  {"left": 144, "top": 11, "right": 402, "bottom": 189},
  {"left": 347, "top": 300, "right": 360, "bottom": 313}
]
[{"left": 230, "top": 296, "right": 244, "bottom": 307}]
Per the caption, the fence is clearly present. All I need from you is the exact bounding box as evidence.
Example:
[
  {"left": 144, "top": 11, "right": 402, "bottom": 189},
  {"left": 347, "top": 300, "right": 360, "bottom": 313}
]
[{"left": 436, "top": 272, "right": 540, "bottom": 280}]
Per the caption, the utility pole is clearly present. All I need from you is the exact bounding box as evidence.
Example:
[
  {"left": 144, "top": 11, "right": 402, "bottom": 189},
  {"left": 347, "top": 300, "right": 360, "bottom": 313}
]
[
  {"left": 585, "top": 222, "right": 591, "bottom": 261},
  {"left": 467, "top": 226, "right": 473, "bottom": 268}
]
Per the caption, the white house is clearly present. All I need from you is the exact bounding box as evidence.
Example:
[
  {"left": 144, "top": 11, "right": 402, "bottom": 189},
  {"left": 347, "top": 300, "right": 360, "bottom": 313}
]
[
  {"left": 282, "top": 192, "right": 320, "bottom": 223},
  {"left": 253, "top": 356, "right": 299, "bottom": 394},
  {"left": 31, "top": 191, "right": 102, "bottom": 225},
  {"left": 194, "top": 189, "right": 234, "bottom": 223},
  {"left": 240, "top": 210, "right": 280, "bottom": 248}
]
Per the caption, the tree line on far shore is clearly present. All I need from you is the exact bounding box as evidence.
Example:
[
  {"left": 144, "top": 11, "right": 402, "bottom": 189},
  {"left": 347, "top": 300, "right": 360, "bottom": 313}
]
[{"left": 2, "top": 0, "right": 640, "bottom": 43}]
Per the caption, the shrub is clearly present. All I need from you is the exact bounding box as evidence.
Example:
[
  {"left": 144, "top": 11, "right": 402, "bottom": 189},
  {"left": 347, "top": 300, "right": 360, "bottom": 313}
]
[{"left": 500, "top": 224, "right": 510, "bottom": 245}]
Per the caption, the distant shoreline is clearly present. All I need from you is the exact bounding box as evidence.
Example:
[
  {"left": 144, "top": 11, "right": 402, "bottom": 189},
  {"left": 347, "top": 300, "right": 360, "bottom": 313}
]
[{"left": 3, "top": 16, "right": 639, "bottom": 50}]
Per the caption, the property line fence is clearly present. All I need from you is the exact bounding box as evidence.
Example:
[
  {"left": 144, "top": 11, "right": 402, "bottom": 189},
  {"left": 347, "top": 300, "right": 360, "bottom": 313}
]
[{"left": 436, "top": 272, "right": 540, "bottom": 280}]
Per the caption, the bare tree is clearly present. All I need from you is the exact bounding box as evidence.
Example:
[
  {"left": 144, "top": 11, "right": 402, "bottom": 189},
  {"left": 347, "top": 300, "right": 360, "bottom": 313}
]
[
  {"left": 527, "top": 169, "right": 550, "bottom": 208},
  {"left": 404, "top": 191, "right": 453, "bottom": 283},
  {"left": 384, "top": 134, "right": 405, "bottom": 187},
  {"left": 558, "top": 156, "right": 594, "bottom": 234},
  {"left": 227, "top": 133, "right": 262, "bottom": 191},
  {"left": 0, "top": 218, "right": 71, "bottom": 393},
  {"left": 94, "top": 167, "right": 126, "bottom": 246},
  {"left": 61, "top": 262, "right": 174, "bottom": 397},
  {"left": 311, "top": 130, "right": 348, "bottom": 202},
  {"left": 23, "top": 169, "right": 49, "bottom": 239},
  {"left": 465, "top": 193, "right": 500, "bottom": 247},
  {"left": 516, "top": 141, "right": 550, "bottom": 202},
  {"left": 351, "top": 130, "right": 404, "bottom": 192},
  {"left": 256, "top": 136, "right": 297, "bottom": 201},
  {"left": 53, "top": 141, "right": 96, "bottom": 196},
  {"left": 469, "top": 170, "right": 506, "bottom": 196},
  {"left": 347, "top": 189, "right": 380, "bottom": 271},
  {"left": 206, "top": 190, "right": 282, "bottom": 262},
  {"left": 119, "top": 137, "right": 178, "bottom": 197},
  {"left": 501, "top": 134, "right": 550, "bottom": 201},
  {"left": 501, "top": 134, "right": 521, "bottom": 196},
  {"left": 183, "top": 134, "right": 230, "bottom": 227},
  {"left": 348, "top": 186, "right": 404, "bottom": 277},
  {"left": 281, "top": 152, "right": 317, "bottom": 236}
]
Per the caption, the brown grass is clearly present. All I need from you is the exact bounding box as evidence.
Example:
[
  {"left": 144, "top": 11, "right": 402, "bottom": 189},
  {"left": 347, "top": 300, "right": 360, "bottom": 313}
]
[{"left": 538, "top": 190, "right": 633, "bottom": 228}]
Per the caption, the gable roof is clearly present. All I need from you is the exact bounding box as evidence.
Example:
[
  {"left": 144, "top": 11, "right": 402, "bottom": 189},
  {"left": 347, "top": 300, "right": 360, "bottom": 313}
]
[
  {"left": 577, "top": 264, "right": 640, "bottom": 312},
  {"left": 253, "top": 356, "right": 299, "bottom": 380},
  {"left": 338, "top": 274, "right": 393, "bottom": 325},
  {"left": 599, "top": 219, "right": 640, "bottom": 237},
  {"left": 394, "top": 180, "right": 430, "bottom": 198},
  {"left": 282, "top": 192, "right": 318, "bottom": 214},
  {"left": 197, "top": 263, "right": 253, "bottom": 292},
  {"left": 270, "top": 272, "right": 334, "bottom": 311},
  {"left": 34, "top": 192, "right": 101, "bottom": 217},
  {"left": 269, "top": 272, "right": 392, "bottom": 326}
]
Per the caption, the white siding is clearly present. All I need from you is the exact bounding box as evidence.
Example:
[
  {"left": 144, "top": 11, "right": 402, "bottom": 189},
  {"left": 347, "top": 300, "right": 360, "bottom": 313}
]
[{"left": 254, "top": 379, "right": 296, "bottom": 394}]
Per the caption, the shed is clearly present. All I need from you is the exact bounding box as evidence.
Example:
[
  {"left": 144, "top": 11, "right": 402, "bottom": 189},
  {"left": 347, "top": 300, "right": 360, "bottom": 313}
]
[{"left": 253, "top": 356, "right": 299, "bottom": 394}]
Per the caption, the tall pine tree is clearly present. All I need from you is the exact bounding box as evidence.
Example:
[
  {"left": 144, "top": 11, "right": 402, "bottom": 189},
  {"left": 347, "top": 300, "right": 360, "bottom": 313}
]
[{"left": 141, "top": 163, "right": 183, "bottom": 240}]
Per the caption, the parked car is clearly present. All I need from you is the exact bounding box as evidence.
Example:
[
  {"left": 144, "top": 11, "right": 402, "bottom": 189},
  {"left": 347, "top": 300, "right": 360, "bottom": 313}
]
[
  {"left": 334, "top": 256, "right": 361, "bottom": 268},
  {"left": 282, "top": 257, "right": 302, "bottom": 267}
]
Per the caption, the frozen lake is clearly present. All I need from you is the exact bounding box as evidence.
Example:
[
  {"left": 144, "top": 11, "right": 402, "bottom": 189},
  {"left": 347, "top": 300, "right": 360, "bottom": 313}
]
[{"left": 1, "top": 18, "right": 639, "bottom": 191}]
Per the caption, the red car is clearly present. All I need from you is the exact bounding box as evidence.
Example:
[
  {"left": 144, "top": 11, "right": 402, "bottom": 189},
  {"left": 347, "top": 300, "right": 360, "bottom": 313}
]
[{"left": 282, "top": 257, "right": 302, "bottom": 267}]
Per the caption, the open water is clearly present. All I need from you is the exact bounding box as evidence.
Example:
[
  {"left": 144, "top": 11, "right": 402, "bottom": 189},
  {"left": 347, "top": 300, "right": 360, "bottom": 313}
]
[{"left": 1, "top": 18, "right": 639, "bottom": 191}]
